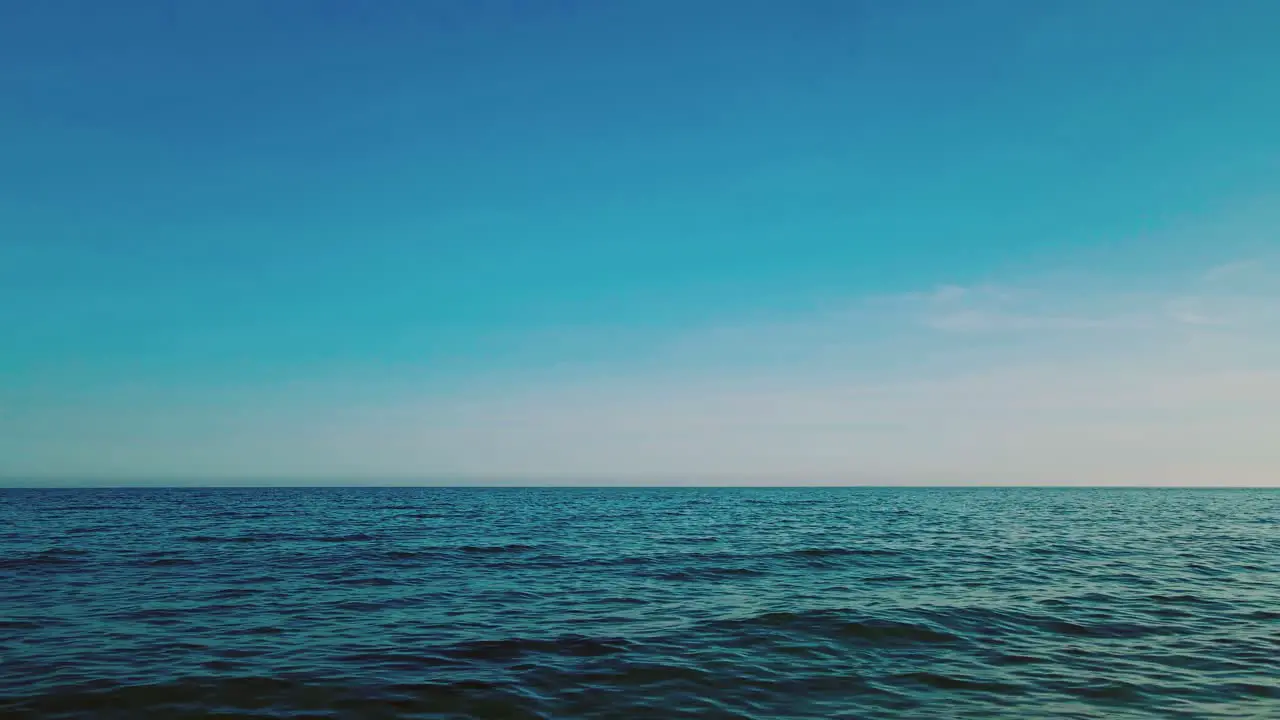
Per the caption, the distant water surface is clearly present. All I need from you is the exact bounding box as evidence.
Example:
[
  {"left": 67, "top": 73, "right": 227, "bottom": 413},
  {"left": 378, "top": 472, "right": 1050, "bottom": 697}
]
[{"left": 2, "top": 487, "right": 1278, "bottom": 718}]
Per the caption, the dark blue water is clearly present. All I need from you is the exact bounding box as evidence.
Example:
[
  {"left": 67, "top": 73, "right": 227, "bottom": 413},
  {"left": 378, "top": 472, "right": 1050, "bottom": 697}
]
[{"left": 2, "top": 487, "right": 1278, "bottom": 719}]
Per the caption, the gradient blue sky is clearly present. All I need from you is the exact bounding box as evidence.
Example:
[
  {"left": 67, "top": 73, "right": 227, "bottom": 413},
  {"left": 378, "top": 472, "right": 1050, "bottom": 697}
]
[{"left": 3, "top": 0, "right": 1278, "bottom": 484}]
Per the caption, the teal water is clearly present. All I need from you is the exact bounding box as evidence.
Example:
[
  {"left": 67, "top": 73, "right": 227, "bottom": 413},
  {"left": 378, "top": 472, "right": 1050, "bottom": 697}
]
[{"left": 2, "top": 487, "right": 1278, "bottom": 718}]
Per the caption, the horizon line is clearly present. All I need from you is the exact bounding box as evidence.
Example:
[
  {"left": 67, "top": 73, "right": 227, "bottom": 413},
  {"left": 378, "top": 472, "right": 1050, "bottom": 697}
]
[{"left": 3, "top": 480, "right": 1277, "bottom": 490}]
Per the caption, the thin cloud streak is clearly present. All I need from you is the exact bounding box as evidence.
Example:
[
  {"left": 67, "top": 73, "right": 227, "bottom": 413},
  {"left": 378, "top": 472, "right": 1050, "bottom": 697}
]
[
  {"left": 3, "top": 262, "right": 1277, "bottom": 485},
  {"left": 1202, "top": 259, "right": 1261, "bottom": 284}
]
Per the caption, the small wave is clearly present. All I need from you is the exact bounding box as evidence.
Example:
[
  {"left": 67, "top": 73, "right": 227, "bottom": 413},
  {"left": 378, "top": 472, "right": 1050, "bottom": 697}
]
[
  {"left": 385, "top": 549, "right": 446, "bottom": 561},
  {"left": 577, "top": 662, "right": 715, "bottom": 687},
  {"left": 895, "top": 671, "right": 1023, "bottom": 694},
  {"left": 0, "top": 549, "right": 89, "bottom": 570},
  {"left": 138, "top": 557, "right": 197, "bottom": 567},
  {"left": 744, "top": 498, "right": 826, "bottom": 506},
  {"left": 65, "top": 526, "right": 111, "bottom": 534},
  {"left": 3, "top": 677, "right": 543, "bottom": 719},
  {"left": 112, "top": 608, "right": 188, "bottom": 621},
  {"left": 385, "top": 544, "right": 536, "bottom": 560},
  {"left": 786, "top": 547, "right": 900, "bottom": 558},
  {"left": 45, "top": 547, "right": 88, "bottom": 555},
  {"left": 611, "top": 555, "right": 654, "bottom": 565},
  {"left": 335, "top": 651, "right": 456, "bottom": 669},
  {"left": 1147, "top": 593, "right": 1221, "bottom": 606},
  {"left": 993, "top": 653, "right": 1049, "bottom": 665},
  {"left": 481, "top": 547, "right": 900, "bottom": 572},
  {"left": 337, "top": 576, "right": 400, "bottom": 587},
  {"left": 491, "top": 589, "right": 545, "bottom": 602},
  {"left": 1186, "top": 562, "right": 1232, "bottom": 576},
  {"left": 1043, "top": 619, "right": 1164, "bottom": 639},
  {"left": 189, "top": 531, "right": 376, "bottom": 543},
  {"left": 444, "top": 635, "right": 632, "bottom": 661},
  {"left": 458, "top": 544, "right": 537, "bottom": 554},
  {"left": 1224, "top": 682, "right": 1280, "bottom": 699},
  {"left": 384, "top": 547, "right": 536, "bottom": 563},
  {"left": 920, "top": 607, "right": 1170, "bottom": 641},
  {"left": 651, "top": 567, "right": 768, "bottom": 581},
  {"left": 713, "top": 610, "right": 962, "bottom": 645},
  {"left": 316, "top": 533, "right": 377, "bottom": 542},
  {"left": 1067, "top": 681, "right": 1148, "bottom": 701},
  {"left": 184, "top": 533, "right": 296, "bottom": 544},
  {"left": 1243, "top": 610, "right": 1280, "bottom": 620},
  {"left": 228, "top": 574, "right": 281, "bottom": 585}
]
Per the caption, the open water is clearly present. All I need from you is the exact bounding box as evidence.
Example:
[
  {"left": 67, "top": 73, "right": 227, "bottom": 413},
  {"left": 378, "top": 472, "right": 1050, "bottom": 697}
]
[{"left": 2, "top": 487, "right": 1278, "bottom": 719}]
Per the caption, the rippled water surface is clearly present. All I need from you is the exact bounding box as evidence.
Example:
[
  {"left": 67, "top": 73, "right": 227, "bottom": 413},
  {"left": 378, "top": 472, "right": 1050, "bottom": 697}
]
[{"left": 2, "top": 487, "right": 1278, "bottom": 718}]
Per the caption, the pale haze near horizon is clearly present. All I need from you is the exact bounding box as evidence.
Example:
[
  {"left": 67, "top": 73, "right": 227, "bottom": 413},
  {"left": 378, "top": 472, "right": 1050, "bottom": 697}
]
[{"left": 2, "top": 1, "right": 1279, "bottom": 486}]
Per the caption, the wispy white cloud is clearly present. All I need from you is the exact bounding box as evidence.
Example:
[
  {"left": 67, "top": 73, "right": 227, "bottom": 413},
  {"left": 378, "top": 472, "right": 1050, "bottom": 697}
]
[
  {"left": 921, "top": 308, "right": 1145, "bottom": 333},
  {"left": 1167, "top": 259, "right": 1280, "bottom": 328},
  {"left": 1165, "top": 296, "right": 1230, "bottom": 326},
  {"left": 900, "top": 285, "right": 1144, "bottom": 334},
  {"left": 272, "top": 359, "right": 1280, "bottom": 485},
  {"left": 1202, "top": 258, "right": 1261, "bottom": 284},
  {"left": 4, "top": 261, "right": 1278, "bottom": 484},
  {"left": 899, "top": 260, "right": 1278, "bottom": 336}
]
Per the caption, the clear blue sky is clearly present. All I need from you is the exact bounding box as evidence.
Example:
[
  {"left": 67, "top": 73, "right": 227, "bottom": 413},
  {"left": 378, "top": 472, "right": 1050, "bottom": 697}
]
[{"left": 3, "top": 1, "right": 1278, "bottom": 483}]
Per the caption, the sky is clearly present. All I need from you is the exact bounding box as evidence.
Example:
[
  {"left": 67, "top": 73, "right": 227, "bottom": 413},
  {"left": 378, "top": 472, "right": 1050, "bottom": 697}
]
[{"left": 2, "top": 0, "right": 1278, "bottom": 485}]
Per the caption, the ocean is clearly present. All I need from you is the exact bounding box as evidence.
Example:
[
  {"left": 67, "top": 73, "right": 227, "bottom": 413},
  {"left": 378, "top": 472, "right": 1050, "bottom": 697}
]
[{"left": 1, "top": 487, "right": 1277, "bottom": 718}]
